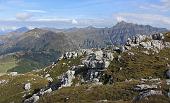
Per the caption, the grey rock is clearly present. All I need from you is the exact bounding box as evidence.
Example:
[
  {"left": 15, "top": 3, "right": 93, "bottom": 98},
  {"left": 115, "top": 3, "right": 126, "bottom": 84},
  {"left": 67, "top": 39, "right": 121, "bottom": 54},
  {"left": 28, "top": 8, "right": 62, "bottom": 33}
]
[
  {"left": 140, "top": 41, "right": 152, "bottom": 49},
  {"left": 24, "top": 83, "right": 31, "bottom": 91},
  {"left": 60, "top": 70, "right": 75, "bottom": 87},
  {"left": 9, "top": 72, "right": 18, "bottom": 76},
  {"left": 24, "top": 95, "right": 39, "bottom": 103},
  {"left": 47, "top": 77, "right": 53, "bottom": 82},
  {"left": 152, "top": 33, "right": 164, "bottom": 40},
  {"left": 151, "top": 40, "right": 164, "bottom": 50},
  {"left": 166, "top": 69, "right": 170, "bottom": 78}
]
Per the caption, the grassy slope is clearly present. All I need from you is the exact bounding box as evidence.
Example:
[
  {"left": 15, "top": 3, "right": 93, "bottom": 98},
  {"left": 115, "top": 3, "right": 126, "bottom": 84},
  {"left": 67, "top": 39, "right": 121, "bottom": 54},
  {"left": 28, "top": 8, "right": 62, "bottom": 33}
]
[
  {"left": 106, "top": 47, "right": 170, "bottom": 82},
  {"left": 37, "top": 33, "right": 170, "bottom": 103},
  {"left": 38, "top": 81, "right": 139, "bottom": 103},
  {"left": 0, "top": 73, "right": 48, "bottom": 103},
  {"left": 1, "top": 33, "right": 170, "bottom": 103},
  {"left": 0, "top": 51, "right": 61, "bottom": 73},
  {"left": 36, "top": 55, "right": 84, "bottom": 82},
  {"left": 0, "top": 55, "right": 17, "bottom": 73}
]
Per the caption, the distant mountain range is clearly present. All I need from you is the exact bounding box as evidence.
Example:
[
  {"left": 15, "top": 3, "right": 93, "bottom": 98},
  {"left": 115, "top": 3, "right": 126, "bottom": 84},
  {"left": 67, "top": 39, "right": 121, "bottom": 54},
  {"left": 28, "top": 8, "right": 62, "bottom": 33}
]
[
  {"left": 0, "top": 21, "right": 168, "bottom": 73},
  {"left": 0, "top": 27, "right": 29, "bottom": 35}
]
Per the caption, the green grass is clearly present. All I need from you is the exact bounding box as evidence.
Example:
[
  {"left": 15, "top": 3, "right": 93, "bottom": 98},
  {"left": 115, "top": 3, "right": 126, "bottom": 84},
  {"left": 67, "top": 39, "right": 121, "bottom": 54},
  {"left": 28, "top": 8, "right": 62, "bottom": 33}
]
[
  {"left": 164, "top": 32, "right": 170, "bottom": 42},
  {"left": 8, "top": 58, "right": 44, "bottom": 73},
  {"left": 0, "top": 55, "right": 18, "bottom": 73},
  {"left": 38, "top": 81, "right": 139, "bottom": 103},
  {"left": 4, "top": 51, "right": 61, "bottom": 73},
  {"left": 0, "top": 73, "right": 48, "bottom": 103},
  {"left": 36, "top": 55, "right": 84, "bottom": 82},
  {"left": 106, "top": 47, "right": 170, "bottom": 82}
]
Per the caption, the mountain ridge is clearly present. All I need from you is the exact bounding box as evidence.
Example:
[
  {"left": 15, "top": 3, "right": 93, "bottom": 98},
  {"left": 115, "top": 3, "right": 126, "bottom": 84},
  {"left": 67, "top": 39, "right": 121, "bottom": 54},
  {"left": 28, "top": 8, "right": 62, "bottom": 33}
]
[{"left": 0, "top": 21, "right": 168, "bottom": 74}]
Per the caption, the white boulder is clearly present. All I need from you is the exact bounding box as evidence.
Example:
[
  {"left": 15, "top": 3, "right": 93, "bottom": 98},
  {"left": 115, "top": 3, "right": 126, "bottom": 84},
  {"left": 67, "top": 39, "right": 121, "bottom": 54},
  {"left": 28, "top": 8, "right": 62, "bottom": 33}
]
[
  {"left": 24, "top": 83, "right": 31, "bottom": 91},
  {"left": 10, "top": 72, "right": 18, "bottom": 76}
]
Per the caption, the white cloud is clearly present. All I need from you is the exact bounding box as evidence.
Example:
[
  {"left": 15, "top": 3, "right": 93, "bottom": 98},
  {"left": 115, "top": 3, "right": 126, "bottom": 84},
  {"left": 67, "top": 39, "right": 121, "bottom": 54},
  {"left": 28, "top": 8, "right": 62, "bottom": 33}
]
[
  {"left": 71, "top": 19, "right": 78, "bottom": 24},
  {"left": 24, "top": 9, "right": 47, "bottom": 13},
  {"left": 140, "top": 0, "right": 170, "bottom": 12},
  {"left": 116, "top": 16, "right": 126, "bottom": 22},
  {"left": 16, "top": 12, "right": 33, "bottom": 21},
  {"left": 33, "top": 18, "right": 79, "bottom": 24},
  {"left": 0, "top": 26, "right": 17, "bottom": 33}
]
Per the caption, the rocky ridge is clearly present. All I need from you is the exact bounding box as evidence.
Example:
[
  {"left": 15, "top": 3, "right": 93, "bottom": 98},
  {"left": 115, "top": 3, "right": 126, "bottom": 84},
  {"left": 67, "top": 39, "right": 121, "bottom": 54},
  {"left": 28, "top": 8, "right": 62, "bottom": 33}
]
[
  {"left": 23, "top": 32, "right": 170, "bottom": 103},
  {"left": 1, "top": 32, "right": 170, "bottom": 103}
]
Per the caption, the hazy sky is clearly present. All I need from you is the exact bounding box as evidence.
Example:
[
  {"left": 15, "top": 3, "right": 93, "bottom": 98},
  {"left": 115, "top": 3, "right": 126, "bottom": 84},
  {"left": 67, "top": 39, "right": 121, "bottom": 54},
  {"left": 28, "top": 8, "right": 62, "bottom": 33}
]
[{"left": 0, "top": 0, "right": 170, "bottom": 30}]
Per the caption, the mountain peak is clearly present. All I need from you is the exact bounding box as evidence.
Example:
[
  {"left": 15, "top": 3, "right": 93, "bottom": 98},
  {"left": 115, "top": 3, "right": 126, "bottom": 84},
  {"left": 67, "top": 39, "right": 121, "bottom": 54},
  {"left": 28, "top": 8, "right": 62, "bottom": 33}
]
[
  {"left": 14, "top": 27, "right": 29, "bottom": 33},
  {"left": 115, "top": 21, "right": 133, "bottom": 27},
  {"left": 117, "top": 21, "right": 127, "bottom": 24},
  {"left": 85, "top": 26, "right": 96, "bottom": 29}
]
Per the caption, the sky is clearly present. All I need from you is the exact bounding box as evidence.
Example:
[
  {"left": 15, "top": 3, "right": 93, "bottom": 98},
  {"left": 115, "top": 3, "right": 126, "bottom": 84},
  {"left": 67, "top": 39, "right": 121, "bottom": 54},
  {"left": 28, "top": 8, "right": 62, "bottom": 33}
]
[{"left": 0, "top": 0, "right": 170, "bottom": 30}]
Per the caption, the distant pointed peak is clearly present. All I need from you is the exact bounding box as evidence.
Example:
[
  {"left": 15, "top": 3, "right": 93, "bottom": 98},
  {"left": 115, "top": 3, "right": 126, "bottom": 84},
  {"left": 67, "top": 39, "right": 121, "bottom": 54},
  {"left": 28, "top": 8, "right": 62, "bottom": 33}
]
[
  {"left": 15, "top": 27, "right": 29, "bottom": 32},
  {"left": 86, "top": 26, "right": 95, "bottom": 29},
  {"left": 116, "top": 21, "right": 130, "bottom": 25},
  {"left": 114, "top": 21, "right": 135, "bottom": 28}
]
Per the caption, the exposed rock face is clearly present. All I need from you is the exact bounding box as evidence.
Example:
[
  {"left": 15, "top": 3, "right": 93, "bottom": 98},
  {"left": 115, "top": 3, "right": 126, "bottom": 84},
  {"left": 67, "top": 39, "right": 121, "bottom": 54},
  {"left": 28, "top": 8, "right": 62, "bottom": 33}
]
[
  {"left": 122, "top": 33, "right": 170, "bottom": 53},
  {"left": 151, "top": 40, "right": 165, "bottom": 50},
  {"left": 60, "top": 70, "right": 75, "bottom": 87},
  {"left": 109, "top": 21, "right": 167, "bottom": 45},
  {"left": 82, "top": 50, "right": 113, "bottom": 69}
]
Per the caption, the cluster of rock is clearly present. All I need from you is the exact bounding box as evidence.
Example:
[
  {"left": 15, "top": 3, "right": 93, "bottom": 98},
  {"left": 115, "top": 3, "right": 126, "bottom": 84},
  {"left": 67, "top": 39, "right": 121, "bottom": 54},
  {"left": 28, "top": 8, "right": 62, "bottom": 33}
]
[
  {"left": 82, "top": 50, "right": 113, "bottom": 69},
  {"left": 117, "top": 33, "right": 170, "bottom": 53},
  {"left": 135, "top": 90, "right": 163, "bottom": 100},
  {"left": 58, "top": 49, "right": 114, "bottom": 85},
  {"left": 24, "top": 69, "right": 76, "bottom": 103},
  {"left": 58, "top": 50, "right": 86, "bottom": 60},
  {"left": 133, "top": 78, "right": 163, "bottom": 101},
  {"left": 24, "top": 49, "right": 114, "bottom": 103},
  {"left": 79, "top": 50, "right": 113, "bottom": 84}
]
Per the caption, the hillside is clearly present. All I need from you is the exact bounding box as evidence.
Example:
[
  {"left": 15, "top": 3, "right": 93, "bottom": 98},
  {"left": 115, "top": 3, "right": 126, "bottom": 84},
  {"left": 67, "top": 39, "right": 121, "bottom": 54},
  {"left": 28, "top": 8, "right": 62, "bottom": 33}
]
[
  {"left": 0, "top": 32, "right": 170, "bottom": 103},
  {"left": 0, "top": 28, "right": 78, "bottom": 73},
  {"left": 64, "top": 21, "right": 168, "bottom": 48},
  {"left": 0, "top": 22, "right": 168, "bottom": 74},
  {"left": 109, "top": 21, "right": 168, "bottom": 45}
]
